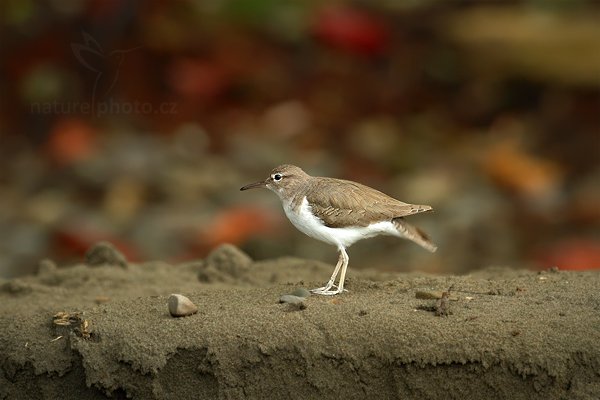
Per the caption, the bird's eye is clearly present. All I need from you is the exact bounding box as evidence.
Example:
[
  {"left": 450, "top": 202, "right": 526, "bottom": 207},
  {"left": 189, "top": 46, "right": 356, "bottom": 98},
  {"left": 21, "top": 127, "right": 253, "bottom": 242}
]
[{"left": 273, "top": 173, "right": 282, "bottom": 182}]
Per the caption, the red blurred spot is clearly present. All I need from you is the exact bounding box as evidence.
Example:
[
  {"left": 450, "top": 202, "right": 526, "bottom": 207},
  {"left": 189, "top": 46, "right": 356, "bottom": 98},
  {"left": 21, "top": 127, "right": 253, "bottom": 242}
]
[
  {"left": 534, "top": 239, "right": 600, "bottom": 270},
  {"left": 53, "top": 228, "right": 140, "bottom": 263},
  {"left": 313, "top": 6, "right": 389, "bottom": 57},
  {"left": 197, "top": 206, "right": 280, "bottom": 249},
  {"left": 167, "top": 58, "right": 229, "bottom": 99},
  {"left": 483, "top": 136, "right": 563, "bottom": 198},
  {"left": 46, "top": 118, "right": 96, "bottom": 166}
]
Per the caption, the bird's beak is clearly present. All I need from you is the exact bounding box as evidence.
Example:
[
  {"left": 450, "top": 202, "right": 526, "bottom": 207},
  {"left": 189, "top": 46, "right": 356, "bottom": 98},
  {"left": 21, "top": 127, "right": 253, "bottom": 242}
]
[{"left": 240, "top": 180, "right": 268, "bottom": 191}]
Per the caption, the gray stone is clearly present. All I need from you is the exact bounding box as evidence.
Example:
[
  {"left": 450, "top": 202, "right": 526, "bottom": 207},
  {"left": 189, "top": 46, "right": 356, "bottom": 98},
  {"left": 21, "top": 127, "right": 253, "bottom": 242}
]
[
  {"left": 278, "top": 294, "right": 306, "bottom": 310},
  {"left": 289, "top": 288, "right": 310, "bottom": 298}
]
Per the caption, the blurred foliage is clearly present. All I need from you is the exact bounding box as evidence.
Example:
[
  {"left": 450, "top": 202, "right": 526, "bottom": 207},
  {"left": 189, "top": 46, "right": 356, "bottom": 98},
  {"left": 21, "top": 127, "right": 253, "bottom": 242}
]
[{"left": 0, "top": 0, "right": 599, "bottom": 277}]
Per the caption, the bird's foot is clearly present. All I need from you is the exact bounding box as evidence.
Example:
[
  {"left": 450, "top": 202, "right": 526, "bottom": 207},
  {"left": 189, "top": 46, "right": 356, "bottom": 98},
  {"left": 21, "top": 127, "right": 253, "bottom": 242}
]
[{"left": 310, "top": 284, "right": 348, "bottom": 296}]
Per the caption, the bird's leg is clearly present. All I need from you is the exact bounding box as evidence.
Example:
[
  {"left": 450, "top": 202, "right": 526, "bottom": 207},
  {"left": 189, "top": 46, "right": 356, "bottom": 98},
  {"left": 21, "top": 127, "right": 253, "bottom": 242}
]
[
  {"left": 311, "top": 251, "right": 343, "bottom": 294},
  {"left": 311, "top": 247, "right": 349, "bottom": 295},
  {"left": 334, "top": 247, "right": 350, "bottom": 293}
]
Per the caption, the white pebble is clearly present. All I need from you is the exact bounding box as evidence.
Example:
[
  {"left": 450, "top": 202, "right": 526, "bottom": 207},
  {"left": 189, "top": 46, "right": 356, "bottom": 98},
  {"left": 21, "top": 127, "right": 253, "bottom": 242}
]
[{"left": 168, "top": 294, "right": 198, "bottom": 317}]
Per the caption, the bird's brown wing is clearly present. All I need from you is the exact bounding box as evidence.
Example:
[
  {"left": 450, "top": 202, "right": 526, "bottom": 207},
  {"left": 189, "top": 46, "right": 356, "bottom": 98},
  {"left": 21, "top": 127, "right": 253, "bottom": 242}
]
[{"left": 305, "top": 178, "right": 432, "bottom": 228}]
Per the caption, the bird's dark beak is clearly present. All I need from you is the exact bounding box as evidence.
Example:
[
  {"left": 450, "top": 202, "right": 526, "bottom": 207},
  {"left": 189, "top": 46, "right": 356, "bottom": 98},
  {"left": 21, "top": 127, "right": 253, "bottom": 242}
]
[{"left": 240, "top": 180, "right": 267, "bottom": 191}]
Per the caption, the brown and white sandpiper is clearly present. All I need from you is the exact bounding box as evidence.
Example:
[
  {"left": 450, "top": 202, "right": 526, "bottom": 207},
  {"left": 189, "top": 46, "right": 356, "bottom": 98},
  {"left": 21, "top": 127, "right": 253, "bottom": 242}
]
[{"left": 240, "top": 165, "right": 437, "bottom": 295}]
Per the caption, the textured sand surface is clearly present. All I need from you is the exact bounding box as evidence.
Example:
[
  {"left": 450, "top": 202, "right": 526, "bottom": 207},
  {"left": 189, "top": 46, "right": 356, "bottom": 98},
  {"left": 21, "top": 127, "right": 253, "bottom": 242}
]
[{"left": 1, "top": 245, "right": 599, "bottom": 399}]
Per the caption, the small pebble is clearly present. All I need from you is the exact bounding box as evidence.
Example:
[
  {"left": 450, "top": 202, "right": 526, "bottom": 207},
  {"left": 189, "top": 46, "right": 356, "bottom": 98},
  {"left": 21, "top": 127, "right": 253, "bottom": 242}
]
[
  {"left": 278, "top": 295, "right": 306, "bottom": 310},
  {"left": 168, "top": 294, "right": 198, "bottom": 317}
]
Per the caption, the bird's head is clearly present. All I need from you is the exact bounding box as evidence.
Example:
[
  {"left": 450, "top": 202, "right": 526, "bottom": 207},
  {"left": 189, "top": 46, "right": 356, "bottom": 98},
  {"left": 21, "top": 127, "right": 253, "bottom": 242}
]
[{"left": 240, "top": 164, "right": 309, "bottom": 198}]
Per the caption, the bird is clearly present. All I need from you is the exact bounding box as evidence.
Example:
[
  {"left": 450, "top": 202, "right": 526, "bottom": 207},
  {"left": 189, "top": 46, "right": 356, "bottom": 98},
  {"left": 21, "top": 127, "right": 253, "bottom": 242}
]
[{"left": 240, "top": 164, "right": 437, "bottom": 295}]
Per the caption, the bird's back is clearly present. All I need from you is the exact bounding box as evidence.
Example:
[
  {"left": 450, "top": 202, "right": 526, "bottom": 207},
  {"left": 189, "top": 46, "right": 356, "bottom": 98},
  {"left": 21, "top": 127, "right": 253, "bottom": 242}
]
[{"left": 305, "top": 177, "right": 432, "bottom": 228}]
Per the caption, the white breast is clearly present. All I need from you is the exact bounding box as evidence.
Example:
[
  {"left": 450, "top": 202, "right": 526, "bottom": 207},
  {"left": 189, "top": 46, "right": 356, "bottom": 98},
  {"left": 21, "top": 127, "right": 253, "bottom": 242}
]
[{"left": 282, "top": 196, "right": 398, "bottom": 249}]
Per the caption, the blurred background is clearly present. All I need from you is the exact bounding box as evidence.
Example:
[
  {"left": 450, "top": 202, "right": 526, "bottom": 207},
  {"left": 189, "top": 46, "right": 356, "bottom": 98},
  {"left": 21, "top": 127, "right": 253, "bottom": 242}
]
[{"left": 0, "top": 0, "right": 599, "bottom": 278}]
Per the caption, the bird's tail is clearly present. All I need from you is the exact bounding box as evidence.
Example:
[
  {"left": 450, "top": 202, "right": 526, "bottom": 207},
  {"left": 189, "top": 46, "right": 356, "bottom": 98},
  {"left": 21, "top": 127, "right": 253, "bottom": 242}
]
[{"left": 392, "top": 217, "right": 437, "bottom": 253}]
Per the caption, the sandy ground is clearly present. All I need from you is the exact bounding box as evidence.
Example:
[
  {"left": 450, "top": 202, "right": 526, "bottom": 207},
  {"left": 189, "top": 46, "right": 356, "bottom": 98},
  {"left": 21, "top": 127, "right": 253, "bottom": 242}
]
[{"left": 1, "top": 243, "right": 599, "bottom": 399}]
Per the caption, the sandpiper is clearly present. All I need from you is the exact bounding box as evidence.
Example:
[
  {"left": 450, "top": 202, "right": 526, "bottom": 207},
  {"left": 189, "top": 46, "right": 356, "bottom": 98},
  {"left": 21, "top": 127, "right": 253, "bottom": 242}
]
[{"left": 240, "top": 164, "right": 437, "bottom": 295}]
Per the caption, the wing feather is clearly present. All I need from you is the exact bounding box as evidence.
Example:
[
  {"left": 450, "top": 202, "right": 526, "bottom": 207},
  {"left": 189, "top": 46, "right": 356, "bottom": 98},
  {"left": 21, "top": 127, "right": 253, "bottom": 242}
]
[{"left": 305, "top": 178, "right": 432, "bottom": 228}]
